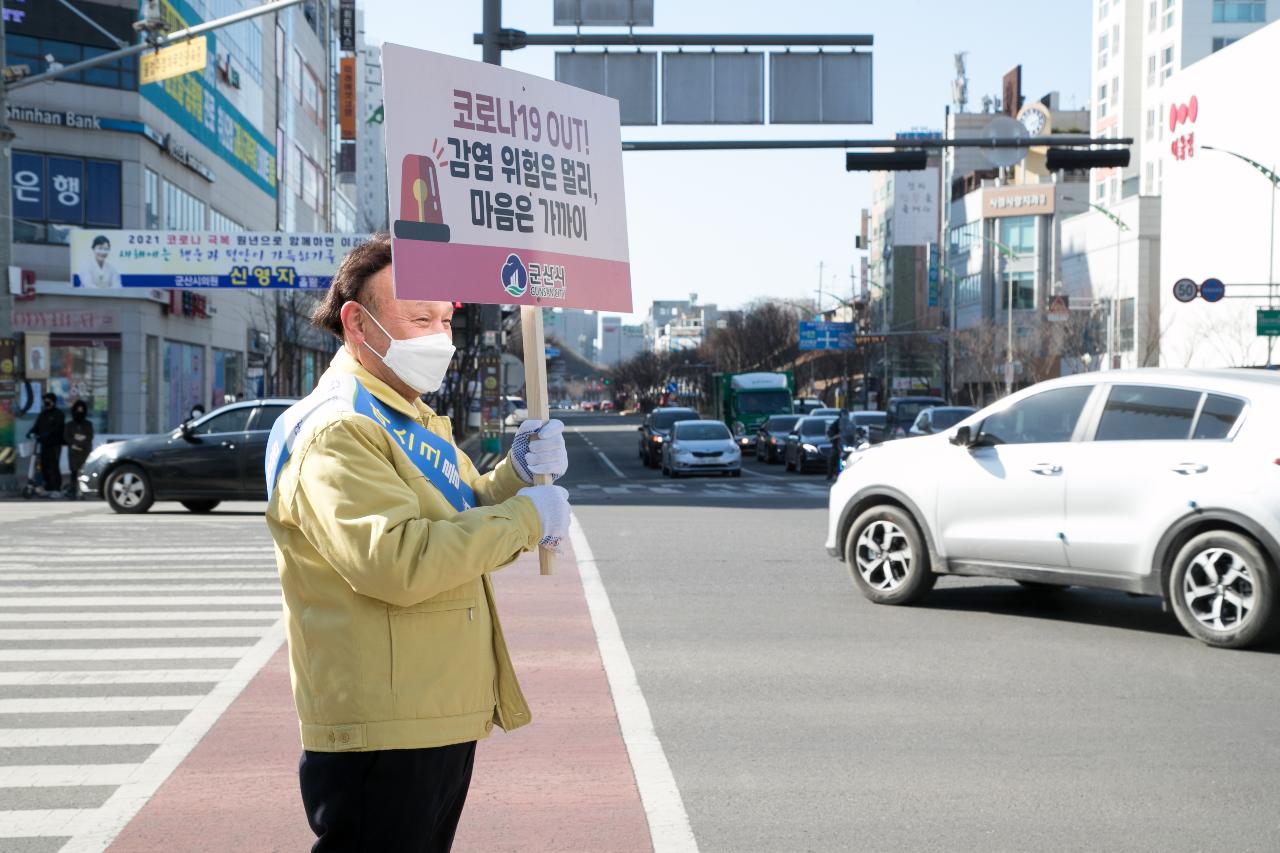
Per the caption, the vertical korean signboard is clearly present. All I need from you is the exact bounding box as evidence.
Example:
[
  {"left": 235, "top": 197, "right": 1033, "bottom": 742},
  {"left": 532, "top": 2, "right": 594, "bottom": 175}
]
[
  {"left": 339, "top": 57, "right": 357, "bottom": 140},
  {"left": 381, "top": 45, "right": 632, "bottom": 573},
  {"left": 380, "top": 45, "right": 631, "bottom": 313}
]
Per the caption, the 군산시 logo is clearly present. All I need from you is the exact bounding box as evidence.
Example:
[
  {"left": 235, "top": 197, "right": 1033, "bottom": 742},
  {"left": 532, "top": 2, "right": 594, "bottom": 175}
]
[{"left": 500, "top": 253, "right": 528, "bottom": 298}]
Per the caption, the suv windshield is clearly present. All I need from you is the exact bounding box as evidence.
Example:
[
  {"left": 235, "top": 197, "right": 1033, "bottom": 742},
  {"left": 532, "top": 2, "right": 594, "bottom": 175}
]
[
  {"left": 675, "top": 422, "right": 730, "bottom": 440},
  {"left": 653, "top": 409, "right": 699, "bottom": 429},
  {"left": 738, "top": 390, "right": 793, "bottom": 415},
  {"left": 893, "top": 400, "right": 945, "bottom": 425}
]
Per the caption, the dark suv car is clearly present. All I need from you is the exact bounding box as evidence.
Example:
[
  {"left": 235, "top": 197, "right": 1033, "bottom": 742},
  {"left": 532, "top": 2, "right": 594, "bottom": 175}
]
[
  {"left": 79, "top": 399, "right": 296, "bottom": 513},
  {"left": 638, "top": 406, "right": 700, "bottom": 468}
]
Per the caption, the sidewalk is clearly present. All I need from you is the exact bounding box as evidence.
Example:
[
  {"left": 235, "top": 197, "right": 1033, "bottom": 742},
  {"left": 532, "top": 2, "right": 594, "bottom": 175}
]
[{"left": 106, "top": 541, "right": 652, "bottom": 852}]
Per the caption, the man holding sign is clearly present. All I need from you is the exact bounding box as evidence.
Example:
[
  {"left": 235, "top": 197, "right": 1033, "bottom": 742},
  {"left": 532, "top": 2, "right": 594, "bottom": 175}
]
[{"left": 265, "top": 234, "right": 570, "bottom": 851}]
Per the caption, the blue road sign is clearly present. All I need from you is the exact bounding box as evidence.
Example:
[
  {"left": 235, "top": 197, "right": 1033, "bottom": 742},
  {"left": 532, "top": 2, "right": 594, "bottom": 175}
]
[
  {"left": 799, "top": 321, "right": 856, "bottom": 351},
  {"left": 1200, "top": 277, "right": 1225, "bottom": 303}
]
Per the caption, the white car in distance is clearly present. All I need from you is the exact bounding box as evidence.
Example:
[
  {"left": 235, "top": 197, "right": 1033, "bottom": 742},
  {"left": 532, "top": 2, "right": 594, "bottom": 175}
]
[
  {"left": 826, "top": 369, "right": 1280, "bottom": 649},
  {"left": 663, "top": 420, "right": 742, "bottom": 478}
]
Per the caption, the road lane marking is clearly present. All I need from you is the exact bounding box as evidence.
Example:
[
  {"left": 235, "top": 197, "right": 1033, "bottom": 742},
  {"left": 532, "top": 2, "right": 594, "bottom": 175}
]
[
  {"left": 569, "top": 516, "right": 698, "bottom": 852},
  {"left": 0, "top": 611, "right": 280, "bottom": 623},
  {"left": 0, "top": 727, "right": 174, "bottom": 747},
  {"left": 0, "top": 647, "right": 253, "bottom": 661},
  {"left": 0, "top": 670, "right": 229, "bottom": 685},
  {"left": 0, "top": 627, "right": 270, "bottom": 640},
  {"left": 572, "top": 427, "right": 626, "bottom": 478},
  {"left": 0, "top": 765, "right": 136, "bottom": 788},
  {"left": 1, "top": 583, "right": 280, "bottom": 594},
  {"left": 58, "top": 621, "right": 286, "bottom": 853},
  {"left": 0, "top": 596, "right": 282, "bottom": 608},
  {"left": 0, "top": 572, "right": 276, "bottom": 581},
  {"left": 0, "top": 695, "right": 204, "bottom": 713}
]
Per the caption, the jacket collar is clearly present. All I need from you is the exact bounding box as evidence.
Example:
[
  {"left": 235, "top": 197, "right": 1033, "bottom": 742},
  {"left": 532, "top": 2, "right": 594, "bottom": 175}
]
[{"left": 327, "top": 348, "right": 437, "bottom": 421}]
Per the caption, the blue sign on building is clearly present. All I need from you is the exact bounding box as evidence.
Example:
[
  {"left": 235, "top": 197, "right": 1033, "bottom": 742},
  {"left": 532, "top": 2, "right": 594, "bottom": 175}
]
[{"left": 799, "top": 321, "right": 856, "bottom": 351}]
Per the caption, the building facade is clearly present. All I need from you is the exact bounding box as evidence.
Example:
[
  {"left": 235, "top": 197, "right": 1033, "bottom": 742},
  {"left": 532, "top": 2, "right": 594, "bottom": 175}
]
[
  {"left": 1159, "top": 19, "right": 1280, "bottom": 368},
  {"left": 2, "top": 0, "right": 379, "bottom": 479},
  {"left": 599, "top": 315, "right": 644, "bottom": 366},
  {"left": 1061, "top": 0, "right": 1277, "bottom": 368}
]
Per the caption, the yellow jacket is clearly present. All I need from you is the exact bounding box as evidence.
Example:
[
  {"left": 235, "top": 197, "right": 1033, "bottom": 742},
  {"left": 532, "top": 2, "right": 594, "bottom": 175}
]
[{"left": 266, "top": 349, "right": 541, "bottom": 752}]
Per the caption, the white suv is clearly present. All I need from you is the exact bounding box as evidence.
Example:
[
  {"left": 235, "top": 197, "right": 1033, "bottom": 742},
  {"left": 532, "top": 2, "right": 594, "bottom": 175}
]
[{"left": 825, "top": 369, "right": 1280, "bottom": 649}]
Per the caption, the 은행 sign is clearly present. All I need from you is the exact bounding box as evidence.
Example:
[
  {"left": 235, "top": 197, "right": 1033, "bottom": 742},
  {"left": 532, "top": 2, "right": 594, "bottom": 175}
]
[{"left": 380, "top": 45, "right": 632, "bottom": 312}]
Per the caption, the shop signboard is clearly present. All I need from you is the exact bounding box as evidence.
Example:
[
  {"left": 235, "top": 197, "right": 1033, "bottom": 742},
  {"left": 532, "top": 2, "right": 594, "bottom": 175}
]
[
  {"left": 380, "top": 45, "right": 632, "bottom": 312},
  {"left": 68, "top": 230, "right": 367, "bottom": 289}
]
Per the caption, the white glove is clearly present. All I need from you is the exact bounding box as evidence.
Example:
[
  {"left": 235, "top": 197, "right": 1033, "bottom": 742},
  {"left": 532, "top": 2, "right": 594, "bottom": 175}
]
[
  {"left": 511, "top": 419, "right": 568, "bottom": 484},
  {"left": 518, "top": 485, "right": 571, "bottom": 552}
]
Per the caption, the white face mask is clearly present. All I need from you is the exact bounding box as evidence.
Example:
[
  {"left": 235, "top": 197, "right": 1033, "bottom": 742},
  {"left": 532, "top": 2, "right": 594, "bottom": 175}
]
[{"left": 362, "top": 310, "right": 456, "bottom": 394}]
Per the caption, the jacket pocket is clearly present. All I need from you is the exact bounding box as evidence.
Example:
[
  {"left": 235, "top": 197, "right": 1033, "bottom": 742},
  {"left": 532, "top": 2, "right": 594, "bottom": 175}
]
[{"left": 388, "top": 597, "right": 493, "bottom": 719}]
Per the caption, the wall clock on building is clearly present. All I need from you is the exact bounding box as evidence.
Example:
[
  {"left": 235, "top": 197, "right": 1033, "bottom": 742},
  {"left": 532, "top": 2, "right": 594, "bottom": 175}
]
[{"left": 1016, "top": 102, "right": 1052, "bottom": 137}]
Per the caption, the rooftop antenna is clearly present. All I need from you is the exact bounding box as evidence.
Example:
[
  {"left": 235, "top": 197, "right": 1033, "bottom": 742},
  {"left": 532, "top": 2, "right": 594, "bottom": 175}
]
[{"left": 952, "top": 51, "right": 969, "bottom": 113}]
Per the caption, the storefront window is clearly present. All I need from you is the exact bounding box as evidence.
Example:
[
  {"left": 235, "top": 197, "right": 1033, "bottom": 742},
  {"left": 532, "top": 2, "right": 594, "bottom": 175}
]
[
  {"left": 162, "top": 341, "right": 206, "bottom": 428},
  {"left": 46, "top": 343, "right": 112, "bottom": 435},
  {"left": 213, "top": 349, "right": 245, "bottom": 407}
]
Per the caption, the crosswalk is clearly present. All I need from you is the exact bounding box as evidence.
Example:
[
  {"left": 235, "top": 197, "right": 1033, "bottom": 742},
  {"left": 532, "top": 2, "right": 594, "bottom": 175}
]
[
  {"left": 567, "top": 479, "right": 832, "bottom": 498},
  {"left": 0, "top": 506, "right": 283, "bottom": 853}
]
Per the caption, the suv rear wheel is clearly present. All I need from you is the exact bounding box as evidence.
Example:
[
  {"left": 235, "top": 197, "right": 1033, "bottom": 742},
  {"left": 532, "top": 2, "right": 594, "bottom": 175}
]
[
  {"left": 1168, "top": 530, "right": 1277, "bottom": 649},
  {"left": 845, "top": 505, "right": 936, "bottom": 605}
]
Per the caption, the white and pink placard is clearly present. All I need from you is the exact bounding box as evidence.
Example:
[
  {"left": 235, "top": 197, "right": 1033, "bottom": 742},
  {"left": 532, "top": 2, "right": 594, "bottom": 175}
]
[{"left": 381, "top": 45, "right": 632, "bottom": 312}]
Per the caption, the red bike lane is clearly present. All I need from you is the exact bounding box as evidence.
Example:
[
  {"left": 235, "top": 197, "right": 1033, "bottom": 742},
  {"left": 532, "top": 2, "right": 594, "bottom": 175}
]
[{"left": 106, "top": 543, "right": 653, "bottom": 852}]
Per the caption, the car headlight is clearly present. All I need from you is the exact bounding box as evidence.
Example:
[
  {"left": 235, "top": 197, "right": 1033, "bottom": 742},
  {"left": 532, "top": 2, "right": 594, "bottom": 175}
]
[
  {"left": 802, "top": 443, "right": 819, "bottom": 453},
  {"left": 769, "top": 436, "right": 778, "bottom": 445},
  {"left": 652, "top": 435, "right": 663, "bottom": 443}
]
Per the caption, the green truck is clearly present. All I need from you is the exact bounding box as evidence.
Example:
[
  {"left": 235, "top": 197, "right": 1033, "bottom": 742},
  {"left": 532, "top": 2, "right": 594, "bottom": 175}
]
[{"left": 711, "top": 371, "right": 795, "bottom": 453}]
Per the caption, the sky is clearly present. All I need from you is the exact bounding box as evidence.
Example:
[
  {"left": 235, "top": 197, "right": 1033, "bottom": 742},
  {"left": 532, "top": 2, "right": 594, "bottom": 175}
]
[{"left": 364, "top": 1, "right": 1092, "bottom": 325}]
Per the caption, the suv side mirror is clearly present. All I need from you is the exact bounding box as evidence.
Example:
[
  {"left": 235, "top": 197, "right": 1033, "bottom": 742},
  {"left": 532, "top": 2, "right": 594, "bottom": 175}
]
[
  {"left": 949, "top": 425, "right": 972, "bottom": 447},
  {"left": 180, "top": 422, "right": 199, "bottom": 443}
]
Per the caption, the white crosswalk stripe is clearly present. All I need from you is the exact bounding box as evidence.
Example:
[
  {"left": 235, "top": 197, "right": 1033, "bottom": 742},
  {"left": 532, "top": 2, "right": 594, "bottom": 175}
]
[{"left": 0, "top": 506, "right": 285, "bottom": 849}]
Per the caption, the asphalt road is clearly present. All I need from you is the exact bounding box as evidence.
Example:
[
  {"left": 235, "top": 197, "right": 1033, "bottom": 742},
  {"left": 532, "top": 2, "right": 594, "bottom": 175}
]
[
  {"left": 5, "top": 412, "right": 1280, "bottom": 852},
  {"left": 565, "top": 412, "right": 1280, "bottom": 853}
]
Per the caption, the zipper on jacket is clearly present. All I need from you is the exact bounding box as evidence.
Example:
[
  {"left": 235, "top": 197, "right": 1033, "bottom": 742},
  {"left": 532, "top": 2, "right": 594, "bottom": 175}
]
[{"left": 468, "top": 606, "right": 474, "bottom": 621}]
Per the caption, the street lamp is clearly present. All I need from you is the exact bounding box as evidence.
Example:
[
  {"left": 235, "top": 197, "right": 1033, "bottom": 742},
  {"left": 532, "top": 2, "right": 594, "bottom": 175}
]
[
  {"left": 1200, "top": 145, "right": 1278, "bottom": 367},
  {"left": 1063, "top": 198, "right": 1130, "bottom": 370}
]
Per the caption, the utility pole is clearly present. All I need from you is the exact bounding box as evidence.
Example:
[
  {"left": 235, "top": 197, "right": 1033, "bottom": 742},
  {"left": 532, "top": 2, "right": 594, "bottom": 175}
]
[{"left": 1, "top": 11, "right": 17, "bottom": 491}]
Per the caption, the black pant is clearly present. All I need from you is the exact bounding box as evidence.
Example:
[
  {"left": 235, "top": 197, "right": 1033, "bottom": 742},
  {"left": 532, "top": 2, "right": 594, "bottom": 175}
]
[
  {"left": 38, "top": 443, "right": 62, "bottom": 492},
  {"left": 826, "top": 437, "right": 843, "bottom": 479},
  {"left": 299, "top": 742, "right": 477, "bottom": 853}
]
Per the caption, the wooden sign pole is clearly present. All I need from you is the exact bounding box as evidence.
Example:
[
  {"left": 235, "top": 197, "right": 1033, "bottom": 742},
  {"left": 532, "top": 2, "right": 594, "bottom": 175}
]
[{"left": 519, "top": 305, "right": 555, "bottom": 575}]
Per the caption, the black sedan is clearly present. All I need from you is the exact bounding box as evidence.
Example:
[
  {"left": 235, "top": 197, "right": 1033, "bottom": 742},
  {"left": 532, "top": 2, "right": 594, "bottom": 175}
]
[
  {"left": 637, "top": 406, "right": 700, "bottom": 468},
  {"left": 783, "top": 415, "right": 838, "bottom": 473},
  {"left": 79, "top": 399, "right": 295, "bottom": 513},
  {"left": 754, "top": 414, "right": 801, "bottom": 463}
]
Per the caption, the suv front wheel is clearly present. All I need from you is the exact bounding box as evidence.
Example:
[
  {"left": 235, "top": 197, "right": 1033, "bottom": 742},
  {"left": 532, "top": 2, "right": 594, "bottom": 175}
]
[
  {"left": 1168, "top": 530, "right": 1276, "bottom": 649},
  {"left": 845, "top": 505, "right": 936, "bottom": 605}
]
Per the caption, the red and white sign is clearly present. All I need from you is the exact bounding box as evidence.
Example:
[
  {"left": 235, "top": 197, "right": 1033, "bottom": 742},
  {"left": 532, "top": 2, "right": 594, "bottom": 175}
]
[
  {"left": 1169, "top": 95, "right": 1198, "bottom": 162},
  {"left": 380, "top": 45, "right": 632, "bottom": 311}
]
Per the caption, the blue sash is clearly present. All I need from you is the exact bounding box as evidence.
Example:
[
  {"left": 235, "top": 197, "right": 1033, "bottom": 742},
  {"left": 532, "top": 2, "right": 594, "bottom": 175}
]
[{"left": 266, "top": 379, "right": 476, "bottom": 512}]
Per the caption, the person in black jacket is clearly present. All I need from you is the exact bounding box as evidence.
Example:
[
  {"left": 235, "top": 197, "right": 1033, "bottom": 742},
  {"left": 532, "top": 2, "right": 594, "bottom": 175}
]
[
  {"left": 28, "top": 393, "right": 65, "bottom": 492},
  {"left": 825, "top": 412, "right": 844, "bottom": 482},
  {"left": 64, "top": 400, "right": 95, "bottom": 499}
]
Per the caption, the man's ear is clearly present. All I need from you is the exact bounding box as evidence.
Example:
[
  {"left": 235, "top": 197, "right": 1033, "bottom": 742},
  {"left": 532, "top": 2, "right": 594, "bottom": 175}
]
[{"left": 339, "top": 301, "right": 366, "bottom": 348}]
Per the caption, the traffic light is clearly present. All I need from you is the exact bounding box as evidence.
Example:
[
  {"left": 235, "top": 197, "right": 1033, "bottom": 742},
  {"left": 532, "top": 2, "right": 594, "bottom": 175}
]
[
  {"left": 846, "top": 150, "right": 928, "bottom": 172},
  {"left": 1043, "top": 147, "right": 1130, "bottom": 172}
]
